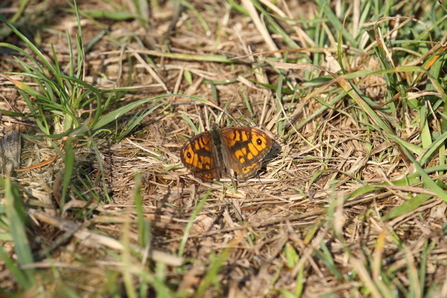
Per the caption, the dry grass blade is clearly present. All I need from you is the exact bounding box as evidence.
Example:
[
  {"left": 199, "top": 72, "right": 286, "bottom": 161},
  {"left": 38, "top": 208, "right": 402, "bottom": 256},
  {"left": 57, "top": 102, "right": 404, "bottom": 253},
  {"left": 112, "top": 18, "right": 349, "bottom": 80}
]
[
  {"left": 29, "top": 210, "right": 183, "bottom": 267},
  {"left": 1, "top": 0, "right": 447, "bottom": 296},
  {"left": 241, "top": 0, "right": 280, "bottom": 57}
]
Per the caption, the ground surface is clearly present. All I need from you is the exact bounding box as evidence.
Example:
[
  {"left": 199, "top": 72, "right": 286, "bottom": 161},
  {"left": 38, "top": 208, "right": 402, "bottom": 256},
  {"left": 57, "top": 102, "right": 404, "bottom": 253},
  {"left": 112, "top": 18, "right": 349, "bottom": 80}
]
[{"left": 1, "top": 0, "right": 447, "bottom": 297}]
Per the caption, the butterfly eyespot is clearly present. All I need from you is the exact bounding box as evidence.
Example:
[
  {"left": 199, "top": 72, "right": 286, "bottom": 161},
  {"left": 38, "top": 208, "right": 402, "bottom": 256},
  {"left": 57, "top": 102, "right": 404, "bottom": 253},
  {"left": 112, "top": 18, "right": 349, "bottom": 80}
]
[
  {"left": 256, "top": 138, "right": 263, "bottom": 145},
  {"left": 186, "top": 151, "right": 192, "bottom": 158}
]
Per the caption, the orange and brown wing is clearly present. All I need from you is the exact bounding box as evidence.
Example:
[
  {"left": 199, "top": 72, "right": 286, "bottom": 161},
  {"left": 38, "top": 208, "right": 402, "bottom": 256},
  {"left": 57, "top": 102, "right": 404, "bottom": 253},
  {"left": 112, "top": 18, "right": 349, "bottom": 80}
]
[
  {"left": 221, "top": 127, "right": 272, "bottom": 181},
  {"left": 180, "top": 132, "right": 220, "bottom": 181}
]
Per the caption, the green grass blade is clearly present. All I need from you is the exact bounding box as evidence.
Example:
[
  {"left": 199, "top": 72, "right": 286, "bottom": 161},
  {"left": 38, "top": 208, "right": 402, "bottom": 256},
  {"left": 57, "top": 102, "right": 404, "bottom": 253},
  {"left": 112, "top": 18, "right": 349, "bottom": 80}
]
[
  {"left": 60, "top": 138, "right": 75, "bottom": 208},
  {"left": 178, "top": 189, "right": 212, "bottom": 258},
  {"left": 2, "top": 177, "right": 36, "bottom": 289}
]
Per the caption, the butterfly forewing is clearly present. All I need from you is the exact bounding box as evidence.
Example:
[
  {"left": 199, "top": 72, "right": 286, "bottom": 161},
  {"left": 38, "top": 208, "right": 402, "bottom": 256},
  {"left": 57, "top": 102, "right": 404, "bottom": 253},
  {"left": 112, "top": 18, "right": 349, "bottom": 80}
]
[
  {"left": 221, "top": 127, "right": 272, "bottom": 180},
  {"left": 180, "top": 132, "right": 221, "bottom": 181},
  {"left": 221, "top": 127, "right": 272, "bottom": 165}
]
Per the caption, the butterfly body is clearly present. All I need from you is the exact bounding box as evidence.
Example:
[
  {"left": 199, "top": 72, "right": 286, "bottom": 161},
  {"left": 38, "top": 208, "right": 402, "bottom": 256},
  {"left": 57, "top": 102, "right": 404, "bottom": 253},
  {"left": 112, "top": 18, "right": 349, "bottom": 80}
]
[{"left": 180, "top": 125, "right": 272, "bottom": 181}]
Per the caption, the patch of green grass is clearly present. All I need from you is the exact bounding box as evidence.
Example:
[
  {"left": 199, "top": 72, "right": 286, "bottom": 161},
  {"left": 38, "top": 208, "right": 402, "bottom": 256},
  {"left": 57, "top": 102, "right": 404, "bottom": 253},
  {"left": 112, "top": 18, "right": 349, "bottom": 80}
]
[
  {"left": 0, "top": 1, "right": 173, "bottom": 295},
  {"left": 1, "top": 0, "right": 447, "bottom": 296}
]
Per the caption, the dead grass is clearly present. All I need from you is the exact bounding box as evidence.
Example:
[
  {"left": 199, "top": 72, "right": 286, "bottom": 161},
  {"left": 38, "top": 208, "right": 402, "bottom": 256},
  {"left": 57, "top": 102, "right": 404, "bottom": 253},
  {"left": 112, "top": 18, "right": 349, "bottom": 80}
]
[{"left": 1, "top": 0, "right": 447, "bottom": 297}]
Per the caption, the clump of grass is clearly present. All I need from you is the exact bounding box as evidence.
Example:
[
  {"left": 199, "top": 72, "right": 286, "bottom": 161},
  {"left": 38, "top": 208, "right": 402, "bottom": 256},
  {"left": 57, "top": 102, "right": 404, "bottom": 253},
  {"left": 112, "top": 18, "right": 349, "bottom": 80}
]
[
  {"left": 0, "top": 2, "right": 172, "bottom": 295},
  {"left": 1, "top": 0, "right": 447, "bottom": 296}
]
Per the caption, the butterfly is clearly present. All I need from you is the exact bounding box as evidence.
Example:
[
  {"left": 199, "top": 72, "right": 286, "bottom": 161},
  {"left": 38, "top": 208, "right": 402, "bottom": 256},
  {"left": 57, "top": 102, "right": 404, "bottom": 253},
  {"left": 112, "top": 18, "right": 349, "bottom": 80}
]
[{"left": 180, "top": 124, "right": 272, "bottom": 181}]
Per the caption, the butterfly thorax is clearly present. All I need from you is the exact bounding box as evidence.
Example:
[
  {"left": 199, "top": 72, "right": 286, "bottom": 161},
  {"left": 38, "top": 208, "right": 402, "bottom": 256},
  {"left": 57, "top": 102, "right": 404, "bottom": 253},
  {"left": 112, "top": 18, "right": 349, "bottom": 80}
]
[{"left": 210, "top": 125, "right": 232, "bottom": 178}]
